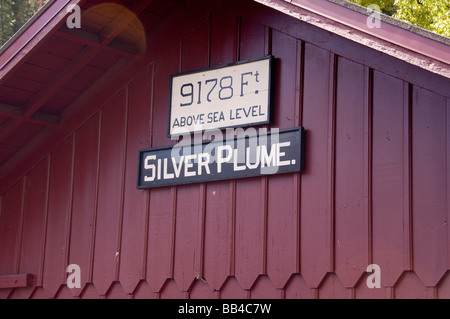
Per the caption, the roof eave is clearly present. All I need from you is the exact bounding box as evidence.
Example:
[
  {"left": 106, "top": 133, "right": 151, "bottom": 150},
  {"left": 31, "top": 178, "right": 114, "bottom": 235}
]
[
  {"left": 0, "top": 0, "right": 81, "bottom": 82},
  {"left": 256, "top": 0, "right": 450, "bottom": 78}
]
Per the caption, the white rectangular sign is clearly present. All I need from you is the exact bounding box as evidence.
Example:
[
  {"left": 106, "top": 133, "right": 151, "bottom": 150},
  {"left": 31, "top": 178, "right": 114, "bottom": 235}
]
[{"left": 168, "top": 56, "right": 273, "bottom": 136}]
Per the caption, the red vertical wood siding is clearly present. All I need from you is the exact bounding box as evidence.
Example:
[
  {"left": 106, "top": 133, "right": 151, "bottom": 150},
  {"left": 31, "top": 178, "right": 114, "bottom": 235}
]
[
  {"left": 42, "top": 137, "right": 74, "bottom": 297},
  {"left": 334, "top": 57, "right": 369, "bottom": 289},
  {"left": 172, "top": 17, "right": 209, "bottom": 293},
  {"left": 68, "top": 114, "right": 100, "bottom": 297},
  {"left": 118, "top": 68, "right": 152, "bottom": 295},
  {"left": 234, "top": 17, "right": 268, "bottom": 291},
  {"left": 92, "top": 89, "right": 127, "bottom": 296},
  {"left": 0, "top": 181, "right": 24, "bottom": 299},
  {"left": 1, "top": 1, "right": 450, "bottom": 299},
  {"left": 412, "top": 87, "right": 448, "bottom": 287},
  {"left": 146, "top": 42, "right": 181, "bottom": 294},
  {"left": 371, "top": 71, "right": 410, "bottom": 287},
  {"left": 14, "top": 159, "right": 49, "bottom": 299},
  {"left": 300, "top": 43, "right": 334, "bottom": 289},
  {"left": 266, "top": 30, "right": 301, "bottom": 289},
  {"left": 203, "top": 9, "right": 238, "bottom": 292}
]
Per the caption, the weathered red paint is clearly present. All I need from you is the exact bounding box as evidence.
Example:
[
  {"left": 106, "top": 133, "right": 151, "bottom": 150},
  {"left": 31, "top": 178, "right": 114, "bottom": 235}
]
[
  {"left": 0, "top": 0, "right": 449, "bottom": 299},
  {"left": 118, "top": 68, "right": 151, "bottom": 294},
  {"left": 371, "top": 71, "right": 410, "bottom": 287},
  {"left": 42, "top": 137, "right": 74, "bottom": 297},
  {"left": 92, "top": 89, "right": 127, "bottom": 296},
  {"left": 300, "top": 43, "right": 334, "bottom": 289},
  {"left": 68, "top": 113, "right": 100, "bottom": 297}
]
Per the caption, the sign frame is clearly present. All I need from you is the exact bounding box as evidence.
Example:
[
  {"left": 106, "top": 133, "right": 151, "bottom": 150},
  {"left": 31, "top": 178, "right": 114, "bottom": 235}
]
[
  {"left": 167, "top": 55, "right": 274, "bottom": 137},
  {"left": 137, "top": 127, "right": 305, "bottom": 189}
]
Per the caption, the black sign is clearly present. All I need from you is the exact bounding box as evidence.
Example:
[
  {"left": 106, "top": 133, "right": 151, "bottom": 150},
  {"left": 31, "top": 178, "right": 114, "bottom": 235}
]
[{"left": 137, "top": 127, "right": 305, "bottom": 189}]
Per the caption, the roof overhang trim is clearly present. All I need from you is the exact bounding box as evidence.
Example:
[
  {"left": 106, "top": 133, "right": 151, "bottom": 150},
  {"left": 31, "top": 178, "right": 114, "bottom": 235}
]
[
  {"left": 256, "top": 0, "right": 450, "bottom": 78},
  {"left": 0, "top": 0, "right": 81, "bottom": 80}
]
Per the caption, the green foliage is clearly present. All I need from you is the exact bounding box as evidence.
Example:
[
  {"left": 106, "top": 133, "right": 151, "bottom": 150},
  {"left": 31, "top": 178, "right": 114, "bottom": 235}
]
[
  {"left": 347, "top": 0, "right": 450, "bottom": 37},
  {"left": 393, "top": 0, "right": 450, "bottom": 36},
  {"left": 348, "top": 0, "right": 397, "bottom": 15},
  {"left": 0, "top": 0, "right": 15, "bottom": 45},
  {"left": 0, "top": 0, "right": 48, "bottom": 47}
]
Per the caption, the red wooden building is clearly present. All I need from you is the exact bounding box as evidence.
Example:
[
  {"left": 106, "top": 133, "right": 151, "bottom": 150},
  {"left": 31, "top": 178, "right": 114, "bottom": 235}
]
[{"left": 0, "top": 0, "right": 449, "bottom": 299}]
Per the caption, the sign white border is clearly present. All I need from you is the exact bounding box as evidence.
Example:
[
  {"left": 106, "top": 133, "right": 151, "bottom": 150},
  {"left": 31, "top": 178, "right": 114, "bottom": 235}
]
[{"left": 168, "top": 55, "right": 273, "bottom": 137}]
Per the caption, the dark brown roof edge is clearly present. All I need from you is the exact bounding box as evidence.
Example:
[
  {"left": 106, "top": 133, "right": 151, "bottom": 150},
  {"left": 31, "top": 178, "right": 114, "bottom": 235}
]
[{"left": 328, "top": 0, "right": 450, "bottom": 46}]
